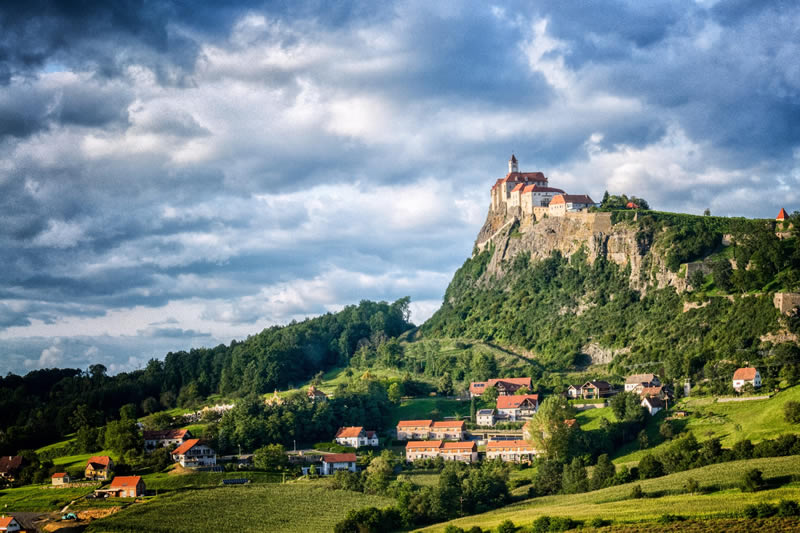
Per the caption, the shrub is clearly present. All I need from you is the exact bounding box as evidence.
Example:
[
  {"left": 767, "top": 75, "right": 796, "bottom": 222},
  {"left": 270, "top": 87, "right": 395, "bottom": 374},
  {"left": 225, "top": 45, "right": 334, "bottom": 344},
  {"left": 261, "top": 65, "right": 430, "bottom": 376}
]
[
  {"left": 637, "top": 454, "right": 663, "bottom": 479},
  {"left": 589, "top": 517, "right": 610, "bottom": 527},
  {"left": 444, "top": 526, "right": 465, "bottom": 533},
  {"left": 777, "top": 499, "right": 800, "bottom": 517},
  {"left": 684, "top": 477, "right": 700, "bottom": 494},
  {"left": 740, "top": 468, "right": 765, "bottom": 492},
  {"left": 496, "top": 519, "right": 516, "bottom": 533},
  {"left": 547, "top": 517, "right": 579, "bottom": 531},
  {"left": 531, "top": 516, "right": 550, "bottom": 533},
  {"left": 630, "top": 484, "right": 644, "bottom": 499},
  {"left": 657, "top": 514, "right": 685, "bottom": 523},
  {"left": 784, "top": 401, "right": 800, "bottom": 424}
]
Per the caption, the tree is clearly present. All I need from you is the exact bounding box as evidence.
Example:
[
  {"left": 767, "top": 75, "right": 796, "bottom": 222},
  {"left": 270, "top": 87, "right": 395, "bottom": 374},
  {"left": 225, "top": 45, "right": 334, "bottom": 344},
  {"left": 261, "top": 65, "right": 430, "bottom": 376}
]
[
  {"left": 732, "top": 439, "right": 754, "bottom": 460},
  {"left": 783, "top": 401, "right": 800, "bottom": 424},
  {"left": 689, "top": 269, "right": 705, "bottom": 290},
  {"left": 253, "top": 443, "right": 289, "bottom": 471},
  {"left": 590, "top": 454, "right": 615, "bottom": 490},
  {"left": 712, "top": 258, "right": 733, "bottom": 292},
  {"left": 533, "top": 459, "right": 563, "bottom": 495},
  {"left": 388, "top": 383, "right": 403, "bottom": 404},
  {"left": 561, "top": 457, "right": 588, "bottom": 494},
  {"left": 363, "top": 453, "right": 394, "bottom": 494},
  {"left": 482, "top": 385, "right": 499, "bottom": 404},
  {"left": 703, "top": 208, "right": 711, "bottom": 216},
  {"left": 526, "top": 396, "right": 577, "bottom": 462},
  {"left": 637, "top": 430, "right": 649, "bottom": 450},
  {"left": 637, "top": 453, "right": 663, "bottom": 479},
  {"left": 741, "top": 468, "right": 765, "bottom": 492},
  {"left": 104, "top": 418, "right": 141, "bottom": 457},
  {"left": 119, "top": 403, "right": 137, "bottom": 420},
  {"left": 659, "top": 420, "right": 675, "bottom": 440},
  {"left": 470, "top": 397, "right": 476, "bottom": 423},
  {"left": 685, "top": 477, "right": 700, "bottom": 494}
]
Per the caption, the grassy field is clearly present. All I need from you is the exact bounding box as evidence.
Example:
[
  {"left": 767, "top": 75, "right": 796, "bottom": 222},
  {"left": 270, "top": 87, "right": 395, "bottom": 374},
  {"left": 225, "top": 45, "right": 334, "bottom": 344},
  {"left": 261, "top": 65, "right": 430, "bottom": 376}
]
[
  {"left": 614, "top": 385, "right": 800, "bottom": 464},
  {"left": 417, "top": 455, "right": 800, "bottom": 532},
  {"left": 390, "top": 398, "right": 471, "bottom": 425},
  {"left": 85, "top": 481, "right": 394, "bottom": 532},
  {"left": 0, "top": 484, "right": 98, "bottom": 512},
  {"left": 576, "top": 407, "right": 617, "bottom": 430},
  {"left": 141, "top": 469, "right": 283, "bottom": 492}
]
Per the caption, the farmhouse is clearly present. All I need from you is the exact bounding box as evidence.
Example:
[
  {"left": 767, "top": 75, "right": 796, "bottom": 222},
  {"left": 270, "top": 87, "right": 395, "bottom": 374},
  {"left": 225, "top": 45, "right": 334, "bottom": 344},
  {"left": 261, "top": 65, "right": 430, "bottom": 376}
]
[
  {"left": 0, "top": 516, "right": 22, "bottom": 532},
  {"left": 396, "top": 420, "right": 433, "bottom": 440},
  {"left": 565, "top": 384, "right": 582, "bottom": 399},
  {"left": 485, "top": 440, "right": 537, "bottom": 462},
  {"left": 51, "top": 472, "right": 70, "bottom": 485},
  {"left": 476, "top": 409, "right": 496, "bottom": 426},
  {"left": 0, "top": 456, "right": 23, "bottom": 482},
  {"left": 171, "top": 439, "right": 217, "bottom": 468},
  {"left": 307, "top": 385, "right": 328, "bottom": 402},
  {"left": 581, "top": 381, "right": 613, "bottom": 399},
  {"left": 85, "top": 456, "right": 114, "bottom": 480},
  {"left": 334, "top": 427, "right": 379, "bottom": 448},
  {"left": 637, "top": 385, "right": 671, "bottom": 401},
  {"left": 405, "top": 441, "right": 443, "bottom": 461},
  {"left": 496, "top": 394, "right": 539, "bottom": 421},
  {"left": 320, "top": 453, "right": 357, "bottom": 475},
  {"left": 641, "top": 397, "right": 665, "bottom": 416},
  {"left": 624, "top": 374, "right": 661, "bottom": 392},
  {"left": 430, "top": 421, "right": 466, "bottom": 440},
  {"left": 143, "top": 428, "right": 192, "bottom": 452},
  {"left": 732, "top": 367, "right": 762, "bottom": 391},
  {"left": 440, "top": 442, "right": 478, "bottom": 463},
  {"left": 469, "top": 377, "right": 532, "bottom": 397},
  {"left": 106, "top": 476, "right": 145, "bottom": 498}
]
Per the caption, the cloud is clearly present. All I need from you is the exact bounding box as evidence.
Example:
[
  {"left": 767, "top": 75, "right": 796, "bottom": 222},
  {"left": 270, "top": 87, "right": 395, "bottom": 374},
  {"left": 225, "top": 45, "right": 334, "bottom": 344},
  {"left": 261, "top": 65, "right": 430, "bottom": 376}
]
[{"left": 25, "top": 343, "right": 64, "bottom": 369}]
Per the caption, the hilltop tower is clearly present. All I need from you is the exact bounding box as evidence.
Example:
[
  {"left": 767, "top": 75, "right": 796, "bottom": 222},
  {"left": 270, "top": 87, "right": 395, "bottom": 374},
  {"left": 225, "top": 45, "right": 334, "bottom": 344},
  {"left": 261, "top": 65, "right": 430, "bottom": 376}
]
[{"left": 508, "top": 154, "right": 518, "bottom": 173}]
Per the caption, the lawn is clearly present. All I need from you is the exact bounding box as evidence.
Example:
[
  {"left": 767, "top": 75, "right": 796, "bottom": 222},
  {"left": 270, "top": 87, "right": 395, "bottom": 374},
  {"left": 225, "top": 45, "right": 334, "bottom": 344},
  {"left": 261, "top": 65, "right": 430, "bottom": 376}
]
[
  {"left": 418, "top": 455, "right": 800, "bottom": 532},
  {"left": 0, "top": 484, "right": 98, "bottom": 512},
  {"left": 52, "top": 450, "right": 114, "bottom": 471},
  {"left": 390, "top": 398, "right": 471, "bottom": 425},
  {"left": 85, "top": 481, "right": 395, "bottom": 532},
  {"left": 575, "top": 407, "right": 617, "bottom": 430},
  {"left": 141, "top": 470, "right": 283, "bottom": 492}
]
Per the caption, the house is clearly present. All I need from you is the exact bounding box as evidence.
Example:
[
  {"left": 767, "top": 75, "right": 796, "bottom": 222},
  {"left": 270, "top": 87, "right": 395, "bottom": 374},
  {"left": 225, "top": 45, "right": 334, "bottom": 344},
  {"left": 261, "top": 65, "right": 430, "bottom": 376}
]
[
  {"left": 0, "top": 516, "right": 22, "bottom": 532},
  {"left": 405, "top": 441, "right": 443, "bottom": 462},
  {"left": 85, "top": 456, "right": 114, "bottom": 480},
  {"left": 0, "top": 456, "right": 23, "bottom": 482},
  {"left": 430, "top": 421, "right": 465, "bottom": 440},
  {"left": 626, "top": 201, "right": 639, "bottom": 209},
  {"left": 641, "top": 397, "right": 665, "bottom": 416},
  {"left": 581, "top": 381, "right": 613, "bottom": 399},
  {"left": 396, "top": 420, "right": 433, "bottom": 440},
  {"left": 143, "top": 428, "right": 192, "bottom": 452},
  {"left": 334, "top": 427, "right": 379, "bottom": 448},
  {"left": 469, "top": 377, "right": 532, "bottom": 397},
  {"left": 565, "top": 384, "right": 582, "bottom": 399},
  {"left": 171, "top": 439, "right": 217, "bottom": 468},
  {"left": 307, "top": 385, "right": 328, "bottom": 402},
  {"left": 637, "top": 385, "right": 671, "bottom": 401},
  {"left": 548, "top": 194, "right": 596, "bottom": 216},
  {"left": 440, "top": 442, "right": 478, "bottom": 463},
  {"left": 733, "top": 367, "right": 762, "bottom": 391},
  {"left": 496, "top": 394, "right": 539, "bottom": 421},
  {"left": 485, "top": 440, "right": 536, "bottom": 462},
  {"left": 107, "top": 476, "right": 145, "bottom": 498},
  {"left": 52, "top": 472, "right": 70, "bottom": 485},
  {"left": 625, "top": 374, "right": 661, "bottom": 392},
  {"left": 476, "top": 409, "right": 496, "bottom": 427},
  {"left": 265, "top": 390, "right": 284, "bottom": 406},
  {"left": 320, "top": 453, "right": 357, "bottom": 475}
]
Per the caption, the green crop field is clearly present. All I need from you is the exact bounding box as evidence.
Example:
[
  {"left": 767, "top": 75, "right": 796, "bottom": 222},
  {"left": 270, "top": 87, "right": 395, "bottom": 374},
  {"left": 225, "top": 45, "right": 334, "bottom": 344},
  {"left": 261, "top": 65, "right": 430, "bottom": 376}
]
[
  {"left": 417, "top": 455, "right": 800, "bottom": 532},
  {"left": 614, "top": 385, "right": 800, "bottom": 464},
  {"left": 0, "top": 484, "right": 98, "bottom": 512},
  {"left": 142, "top": 470, "right": 283, "bottom": 492},
  {"left": 85, "top": 481, "right": 395, "bottom": 533}
]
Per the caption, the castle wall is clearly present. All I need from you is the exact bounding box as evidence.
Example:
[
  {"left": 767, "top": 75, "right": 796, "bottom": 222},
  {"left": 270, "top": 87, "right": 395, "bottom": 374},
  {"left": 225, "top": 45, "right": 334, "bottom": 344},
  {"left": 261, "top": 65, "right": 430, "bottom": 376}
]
[{"left": 774, "top": 292, "right": 800, "bottom": 314}]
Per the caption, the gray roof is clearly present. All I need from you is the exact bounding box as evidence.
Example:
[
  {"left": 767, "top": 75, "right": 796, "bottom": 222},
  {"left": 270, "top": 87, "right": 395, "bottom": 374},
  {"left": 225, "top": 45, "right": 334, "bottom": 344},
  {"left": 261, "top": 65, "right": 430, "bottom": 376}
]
[{"left": 476, "top": 409, "right": 494, "bottom": 415}]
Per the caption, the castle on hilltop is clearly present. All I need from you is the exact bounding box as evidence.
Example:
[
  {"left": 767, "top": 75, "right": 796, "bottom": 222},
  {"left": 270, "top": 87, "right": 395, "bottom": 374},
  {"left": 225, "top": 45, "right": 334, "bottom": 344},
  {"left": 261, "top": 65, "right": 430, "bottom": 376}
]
[{"left": 490, "top": 155, "right": 596, "bottom": 220}]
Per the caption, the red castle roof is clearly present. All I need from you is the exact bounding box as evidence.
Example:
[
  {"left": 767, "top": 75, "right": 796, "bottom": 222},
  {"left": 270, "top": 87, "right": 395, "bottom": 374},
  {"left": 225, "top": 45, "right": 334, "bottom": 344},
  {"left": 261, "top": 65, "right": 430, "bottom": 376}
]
[{"left": 777, "top": 208, "right": 788, "bottom": 221}]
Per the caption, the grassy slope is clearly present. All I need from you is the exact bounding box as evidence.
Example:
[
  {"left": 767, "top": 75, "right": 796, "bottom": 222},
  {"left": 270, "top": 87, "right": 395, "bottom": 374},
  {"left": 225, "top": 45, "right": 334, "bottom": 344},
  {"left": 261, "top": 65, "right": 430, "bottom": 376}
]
[
  {"left": 85, "top": 482, "right": 394, "bottom": 533},
  {"left": 0, "top": 484, "right": 98, "bottom": 512},
  {"left": 417, "top": 455, "right": 800, "bottom": 532},
  {"left": 613, "top": 385, "right": 800, "bottom": 464},
  {"left": 390, "top": 398, "right": 470, "bottom": 425}
]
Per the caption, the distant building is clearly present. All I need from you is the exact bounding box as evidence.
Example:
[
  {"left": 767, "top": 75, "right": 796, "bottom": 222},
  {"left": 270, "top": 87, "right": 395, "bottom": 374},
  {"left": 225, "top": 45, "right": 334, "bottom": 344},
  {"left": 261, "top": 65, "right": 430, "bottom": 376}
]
[
  {"left": 107, "top": 476, "right": 145, "bottom": 498},
  {"left": 320, "top": 453, "right": 357, "bottom": 475},
  {"left": 548, "top": 194, "right": 596, "bottom": 217},
  {"left": 144, "top": 428, "right": 192, "bottom": 452},
  {"left": 469, "top": 377, "right": 532, "bottom": 397},
  {"left": 476, "top": 409, "right": 495, "bottom": 427},
  {"left": 307, "top": 385, "right": 328, "bottom": 402},
  {"left": 485, "top": 440, "right": 537, "bottom": 462},
  {"left": 52, "top": 472, "right": 70, "bottom": 486},
  {"left": 0, "top": 456, "right": 23, "bottom": 482},
  {"left": 405, "top": 441, "right": 443, "bottom": 462},
  {"left": 334, "top": 427, "right": 378, "bottom": 448},
  {"left": 396, "top": 420, "right": 433, "bottom": 440},
  {"left": 565, "top": 384, "right": 582, "bottom": 399},
  {"left": 625, "top": 374, "right": 661, "bottom": 392},
  {"left": 777, "top": 208, "right": 788, "bottom": 221},
  {"left": 641, "top": 397, "right": 665, "bottom": 416},
  {"left": 171, "top": 439, "right": 217, "bottom": 468},
  {"left": 430, "top": 421, "right": 465, "bottom": 440},
  {"left": 0, "top": 516, "right": 22, "bottom": 532},
  {"left": 496, "top": 394, "right": 539, "bottom": 421},
  {"left": 85, "top": 456, "right": 114, "bottom": 481},
  {"left": 581, "top": 381, "right": 613, "bottom": 399},
  {"left": 732, "top": 367, "right": 762, "bottom": 392},
  {"left": 440, "top": 442, "right": 478, "bottom": 463}
]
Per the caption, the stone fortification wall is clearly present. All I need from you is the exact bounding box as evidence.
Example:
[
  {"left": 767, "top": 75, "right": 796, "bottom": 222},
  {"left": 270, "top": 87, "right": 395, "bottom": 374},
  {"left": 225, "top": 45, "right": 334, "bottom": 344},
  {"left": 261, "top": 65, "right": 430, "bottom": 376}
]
[{"left": 774, "top": 292, "right": 800, "bottom": 314}]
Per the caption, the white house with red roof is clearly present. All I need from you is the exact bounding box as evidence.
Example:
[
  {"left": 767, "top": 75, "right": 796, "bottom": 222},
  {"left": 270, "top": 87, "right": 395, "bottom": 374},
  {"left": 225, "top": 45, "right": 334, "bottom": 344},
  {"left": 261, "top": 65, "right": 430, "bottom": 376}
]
[
  {"left": 396, "top": 420, "right": 433, "bottom": 440},
  {"left": 51, "top": 472, "right": 70, "bottom": 485},
  {"left": 171, "top": 439, "right": 216, "bottom": 468},
  {"left": 85, "top": 455, "right": 114, "bottom": 480},
  {"left": 334, "top": 426, "right": 379, "bottom": 448},
  {"left": 320, "top": 453, "right": 357, "bottom": 475},
  {"left": 143, "top": 428, "right": 192, "bottom": 452},
  {"left": 641, "top": 396, "right": 665, "bottom": 416},
  {"left": 430, "top": 421, "right": 465, "bottom": 440},
  {"left": 404, "top": 441, "right": 477, "bottom": 462},
  {"left": 469, "top": 377, "right": 532, "bottom": 398},
  {"left": 405, "top": 441, "right": 443, "bottom": 462},
  {"left": 0, "top": 516, "right": 21, "bottom": 532},
  {"left": 496, "top": 394, "right": 539, "bottom": 421},
  {"left": 548, "top": 194, "right": 597, "bottom": 217},
  {"left": 485, "top": 440, "right": 537, "bottom": 462},
  {"left": 732, "top": 367, "right": 761, "bottom": 391},
  {"left": 107, "top": 476, "right": 145, "bottom": 498}
]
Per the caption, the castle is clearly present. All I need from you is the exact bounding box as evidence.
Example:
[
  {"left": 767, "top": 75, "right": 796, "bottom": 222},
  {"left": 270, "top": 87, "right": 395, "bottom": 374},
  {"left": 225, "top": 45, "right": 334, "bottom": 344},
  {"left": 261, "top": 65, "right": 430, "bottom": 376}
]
[{"left": 490, "top": 155, "right": 595, "bottom": 220}]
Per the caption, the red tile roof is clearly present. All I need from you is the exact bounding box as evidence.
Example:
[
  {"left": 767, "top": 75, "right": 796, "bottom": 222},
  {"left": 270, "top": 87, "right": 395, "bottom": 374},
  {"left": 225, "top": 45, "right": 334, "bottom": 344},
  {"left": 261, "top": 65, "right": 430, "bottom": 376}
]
[
  {"left": 486, "top": 440, "right": 534, "bottom": 449},
  {"left": 564, "top": 418, "right": 578, "bottom": 428},
  {"left": 406, "top": 440, "right": 442, "bottom": 449},
  {"left": 322, "top": 453, "right": 357, "bottom": 463},
  {"left": 777, "top": 208, "right": 788, "bottom": 220},
  {"left": 626, "top": 201, "right": 639, "bottom": 209},
  {"left": 52, "top": 472, "right": 68, "bottom": 478},
  {"left": 110, "top": 475, "right": 142, "bottom": 489},
  {"left": 511, "top": 183, "right": 525, "bottom": 193},
  {"left": 496, "top": 394, "right": 539, "bottom": 409},
  {"left": 552, "top": 194, "right": 595, "bottom": 205},
  {"left": 143, "top": 429, "right": 189, "bottom": 441},
  {"left": 172, "top": 438, "right": 201, "bottom": 456},
  {"left": 335, "top": 426, "right": 364, "bottom": 438},
  {"left": 397, "top": 420, "right": 433, "bottom": 428},
  {"left": 487, "top": 377, "right": 531, "bottom": 388},
  {"left": 0, "top": 516, "right": 19, "bottom": 529},
  {"left": 432, "top": 421, "right": 465, "bottom": 429},
  {"left": 86, "top": 456, "right": 112, "bottom": 468},
  {"left": 733, "top": 367, "right": 758, "bottom": 381},
  {"left": 442, "top": 441, "right": 476, "bottom": 451},
  {"left": 521, "top": 184, "right": 565, "bottom": 194}
]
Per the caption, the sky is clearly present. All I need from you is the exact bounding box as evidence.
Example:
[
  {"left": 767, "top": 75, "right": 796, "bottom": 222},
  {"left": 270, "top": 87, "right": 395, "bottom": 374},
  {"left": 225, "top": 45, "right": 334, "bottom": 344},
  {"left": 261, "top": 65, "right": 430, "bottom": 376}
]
[{"left": 1, "top": 0, "right": 799, "bottom": 375}]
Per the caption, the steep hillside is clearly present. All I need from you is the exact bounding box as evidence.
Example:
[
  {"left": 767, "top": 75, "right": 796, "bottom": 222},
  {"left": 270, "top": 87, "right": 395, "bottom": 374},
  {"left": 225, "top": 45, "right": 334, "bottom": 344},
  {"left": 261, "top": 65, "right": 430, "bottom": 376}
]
[{"left": 423, "top": 207, "right": 800, "bottom": 387}]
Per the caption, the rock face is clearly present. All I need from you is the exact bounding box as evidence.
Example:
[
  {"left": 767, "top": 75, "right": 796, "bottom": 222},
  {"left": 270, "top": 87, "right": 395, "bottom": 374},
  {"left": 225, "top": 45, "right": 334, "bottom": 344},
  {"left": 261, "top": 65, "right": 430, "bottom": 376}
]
[{"left": 474, "top": 208, "right": 687, "bottom": 293}]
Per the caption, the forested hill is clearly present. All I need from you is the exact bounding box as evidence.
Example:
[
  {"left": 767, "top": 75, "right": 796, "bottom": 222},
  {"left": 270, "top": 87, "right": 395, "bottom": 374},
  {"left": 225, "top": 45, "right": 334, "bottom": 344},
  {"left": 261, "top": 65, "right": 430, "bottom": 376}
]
[
  {"left": 422, "top": 208, "right": 800, "bottom": 389},
  {"left": 0, "top": 298, "right": 412, "bottom": 454}
]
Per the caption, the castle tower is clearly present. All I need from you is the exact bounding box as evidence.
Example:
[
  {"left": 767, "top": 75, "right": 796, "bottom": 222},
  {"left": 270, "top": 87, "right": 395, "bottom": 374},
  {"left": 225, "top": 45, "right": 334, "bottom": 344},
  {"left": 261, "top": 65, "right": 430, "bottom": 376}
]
[{"left": 508, "top": 154, "right": 518, "bottom": 174}]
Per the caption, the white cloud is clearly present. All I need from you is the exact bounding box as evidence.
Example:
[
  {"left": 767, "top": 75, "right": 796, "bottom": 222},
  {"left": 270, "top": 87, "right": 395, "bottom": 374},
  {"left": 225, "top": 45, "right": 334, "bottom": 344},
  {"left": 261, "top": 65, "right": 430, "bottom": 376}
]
[{"left": 25, "top": 343, "right": 64, "bottom": 369}]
